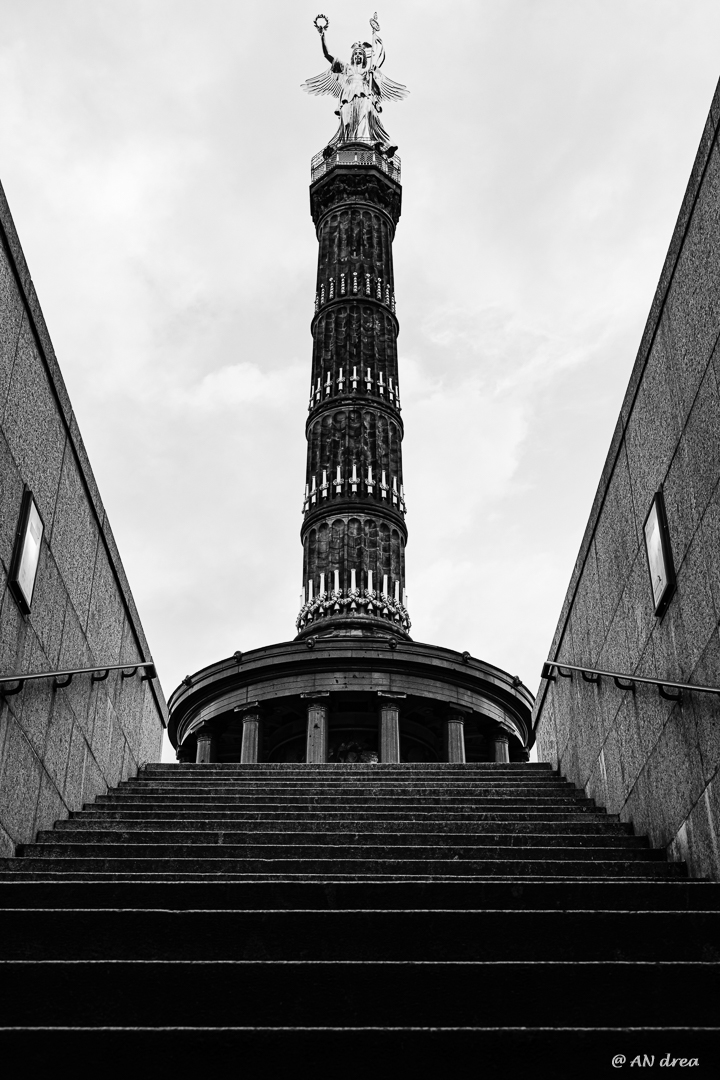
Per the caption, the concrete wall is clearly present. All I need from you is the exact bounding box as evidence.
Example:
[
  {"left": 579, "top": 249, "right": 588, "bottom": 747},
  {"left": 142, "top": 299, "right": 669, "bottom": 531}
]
[
  {"left": 0, "top": 180, "right": 166, "bottom": 857},
  {"left": 534, "top": 79, "right": 720, "bottom": 881}
]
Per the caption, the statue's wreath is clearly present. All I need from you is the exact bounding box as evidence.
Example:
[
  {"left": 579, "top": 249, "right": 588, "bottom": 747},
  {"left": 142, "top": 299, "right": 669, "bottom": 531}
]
[{"left": 314, "top": 14, "right": 329, "bottom": 34}]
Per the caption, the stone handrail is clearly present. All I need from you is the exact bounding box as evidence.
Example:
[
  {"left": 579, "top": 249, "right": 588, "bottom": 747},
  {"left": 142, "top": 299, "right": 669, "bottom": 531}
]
[{"left": 539, "top": 659, "right": 720, "bottom": 729}]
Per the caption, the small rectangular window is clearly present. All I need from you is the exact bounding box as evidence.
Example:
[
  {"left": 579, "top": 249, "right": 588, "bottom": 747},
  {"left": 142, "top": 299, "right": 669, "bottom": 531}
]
[
  {"left": 643, "top": 489, "right": 675, "bottom": 617},
  {"left": 9, "top": 489, "right": 44, "bottom": 614}
]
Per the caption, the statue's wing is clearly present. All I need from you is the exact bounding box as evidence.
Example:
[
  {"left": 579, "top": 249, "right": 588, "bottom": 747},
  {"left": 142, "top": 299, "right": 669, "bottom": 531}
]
[
  {"left": 301, "top": 69, "right": 342, "bottom": 99},
  {"left": 374, "top": 70, "right": 409, "bottom": 102}
]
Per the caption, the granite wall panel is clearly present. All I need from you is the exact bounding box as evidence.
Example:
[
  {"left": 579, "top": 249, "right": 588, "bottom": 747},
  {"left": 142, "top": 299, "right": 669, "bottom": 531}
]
[
  {"left": 63, "top": 721, "right": 88, "bottom": 810},
  {"left": 2, "top": 316, "right": 65, "bottom": 530},
  {"left": 42, "top": 695, "right": 74, "bottom": 792},
  {"left": 684, "top": 365, "right": 720, "bottom": 521},
  {"left": 670, "top": 781, "right": 720, "bottom": 880},
  {"left": 50, "top": 447, "right": 100, "bottom": 630},
  {"left": 688, "top": 631, "right": 720, "bottom": 787},
  {"left": 536, "top": 695, "right": 557, "bottom": 766},
  {"left": 90, "top": 695, "right": 113, "bottom": 778},
  {"left": 34, "top": 770, "right": 67, "bottom": 839},
  {"left": 0, "top": 717, "right": 42, "bottom": 842},
  {"left": 675, "top": 532, "right": 717, "bottom": 670},
  {"left": 16, "top": 639, "right": 55, "bottom": 760},
  {"left": 662, "top": 434, "right": 699, "bottom": 573},
  {"left": 620, "top": 551, "right": 656, "bottom": 666},
  {"left": 106, "top": 710, "right": 128, "bottom": 789},
  {"left": 28, "top": 546, "right": 67, "bottom": 671},
  {"left": 549, "top": 663, "right": 574, "bottom": 759},
  {"left": 569, "top": 544, "right": 605, "bottom": 666},
  {"left": 56, "top": 603, "right": 99, "bottom": 743},
  {"left": 0, "top": 180, "right": 166, "bottom": 855},
  {"left": 0, "top": 433, "right": 23, "bottom": 571},
  {"left": 0, "top": 578, "right": 30, "bottom": 677},
  {"left": 699, "top": 492, "right": 720, "bottom": 619},
  {"left": 624, "top": 329, "right": 681, "bottom": 513},
  {"left": 593, "top": 447, "right": 639, "bottom": 632},
  {"left": 534, "top": 76, "right": 720, "bottom": 879},
  {"left": 82, "top": 750, "right": 106, "bottom": 809},
  {"left": 711, "top": 320, "right": 720, "bottom": 393},
  {"left": 0, "top": 243, "right": 23, "bottom": 418},
  {"left": 114, "top": 670, "right": 146, "bottom": 762},
  {"left": 86, "top": 542, "right": 125, "bottom": 664},
  {"left": 139, "top": 683, "right": 164, "bottom": 765}
]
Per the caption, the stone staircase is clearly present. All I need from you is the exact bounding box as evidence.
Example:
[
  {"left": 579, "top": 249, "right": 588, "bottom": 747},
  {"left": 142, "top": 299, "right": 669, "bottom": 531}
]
[{"left": 0, "top": 762, "right": 718, "bottom": 1072}]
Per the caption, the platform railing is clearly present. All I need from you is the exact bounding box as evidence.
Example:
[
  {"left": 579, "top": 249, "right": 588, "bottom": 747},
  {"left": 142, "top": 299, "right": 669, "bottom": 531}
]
[
  {"left": 0, "top": 661, "right": 157, "bottom": 696},
  {"left": 311, "top": 145, "right": 401, "bottom": 184}
]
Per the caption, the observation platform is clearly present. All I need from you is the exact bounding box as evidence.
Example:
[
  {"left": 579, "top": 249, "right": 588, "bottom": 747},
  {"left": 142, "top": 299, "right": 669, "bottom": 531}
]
[{"left": 311, "top": 143, "right": 401, "bottom": 185}]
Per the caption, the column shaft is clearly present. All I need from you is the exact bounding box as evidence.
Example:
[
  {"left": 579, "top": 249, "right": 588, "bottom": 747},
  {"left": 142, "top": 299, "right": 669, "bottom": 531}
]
[
  {"left": 306, "top": 700, "right": 329, "bottom": 764},
  {"left": 379, "top": 702, "right": 400, "bottom": 763},
  {"left": 493, "top": 733, "right": 510, "bottom": 763},
  {"left": 445, "top": 715, "right": 466, "bottom": 764},
  {"left": 241, "top": 714, "right": 260, "bottom": 764},
  {"left": 196, "top": 731, "right": 215, "bottom": 764}
]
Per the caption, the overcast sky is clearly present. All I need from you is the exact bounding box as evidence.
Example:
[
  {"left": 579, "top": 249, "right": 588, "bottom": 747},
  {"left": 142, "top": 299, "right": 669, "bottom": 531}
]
[{"left": 1, "top": 1, "right": 718, "bottom": 761}]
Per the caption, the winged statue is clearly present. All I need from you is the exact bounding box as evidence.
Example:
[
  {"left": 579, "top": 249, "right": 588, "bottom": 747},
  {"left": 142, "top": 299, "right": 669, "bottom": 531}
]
[{"left": 302, "top": 12, "right": 408, "bottom": 156}]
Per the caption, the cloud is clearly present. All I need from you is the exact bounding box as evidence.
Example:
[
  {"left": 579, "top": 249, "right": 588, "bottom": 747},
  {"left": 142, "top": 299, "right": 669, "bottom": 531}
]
[
  {"left": 1, "top": 0, "right": 719, "bottom": 768},
  {"left": 418, "top": 303, "right": 600, "bottom": 393},
  {"left": 168, "top": 359, "right": 306, "bottom": 413}
]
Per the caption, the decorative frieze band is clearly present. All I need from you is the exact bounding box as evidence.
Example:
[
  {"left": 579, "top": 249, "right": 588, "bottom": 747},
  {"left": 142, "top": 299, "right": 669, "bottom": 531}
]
[
  {"left": 296, "top": 583, "right": 411, "bottom": 633},
  {"left": 314, "top": 275, "right": 396, "bottom": 314},
  {"left": 303, "top": 471, "right": 406, "bottom": 514},
  {"left": 308, "top": 367, "right": 402, "bottom": 411}
]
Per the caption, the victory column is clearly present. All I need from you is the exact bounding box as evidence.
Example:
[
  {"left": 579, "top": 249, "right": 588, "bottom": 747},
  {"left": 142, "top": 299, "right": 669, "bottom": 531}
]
[{"left": 167, "top": 15, "right": 533, "bottom": 766}]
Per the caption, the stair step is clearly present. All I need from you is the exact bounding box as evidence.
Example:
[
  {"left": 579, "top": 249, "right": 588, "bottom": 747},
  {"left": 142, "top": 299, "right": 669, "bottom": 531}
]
[
  {"left": 92, "top": 795, "right": 596, "bottom": 807},
  {"left": 53, "top": 820, "right": 637, "bottom": 836},
  {"left": 1, "top": 856, "right": 685, "bottom": 876},
  {"left": 0, "top": 1027, "right": 714, "bottom": 1074},
  {"left": 0, "top": 908, "right": 717, "bottom": 961},
  {"left": 141, "top": 764, "right": 555, "bottom": 772},
  {"left": 0, "top": 878, "right": 713, "bottom": 910},
  {"left": 100, "top": 783, "right": 587, "bottom": 795},
  {"left": 72, "top": 808, "right": 619, "bottom": 822},
  {"left": 105, "top": 781, "right": 582, "bottom": 789},
  {"left": 30, "top": 832, "right": 650, "bottom": 851},
  {"left": 18, "top": 840, "right": 660, "bottom": 860},
  {"left": 0, "top": 960, "right": 716, "bottom": 1026}
]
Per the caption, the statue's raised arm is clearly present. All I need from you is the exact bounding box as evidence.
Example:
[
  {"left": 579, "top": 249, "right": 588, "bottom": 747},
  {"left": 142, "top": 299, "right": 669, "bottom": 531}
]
[
  {"left": 315, "top": 14, "right": 337, "bottom": 67},
  {"left": 368, "top": 12, "right": 384, "bottom": 70},
  {"left": 301, "top": 12, "right": 408, "bottom": 156}
]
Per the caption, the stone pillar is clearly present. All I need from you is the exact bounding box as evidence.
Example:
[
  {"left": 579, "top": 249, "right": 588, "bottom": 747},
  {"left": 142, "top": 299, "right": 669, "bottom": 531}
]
[
  {"left": 379, "top": 700, "right": 401, "bottom": 764},
  {"left": 176, "top": 742, "right": 195, "bottom": 764},
  {"left": 493, "top": 732, "right": 510, "bottom": 763},
  {"left": 195, "top": 725, "right": 217, "bottom": 764},
  {"left": 304, "top": 696, "right": 329, "bottom": 764},
  {"left": 240, "top": 710, "right": 261, "bottom": 764},
  {"left": 235, "top": 702, "right": 262, "bottom": 764},
  {"left": 445, "top": 713, "right": 467, "bottom": 764}
]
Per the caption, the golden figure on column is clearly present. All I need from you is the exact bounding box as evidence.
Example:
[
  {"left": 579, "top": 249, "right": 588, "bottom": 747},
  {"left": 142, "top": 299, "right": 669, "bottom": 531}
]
[{"left": 302, "top": 12, "right": 408, "bottom": 154}]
